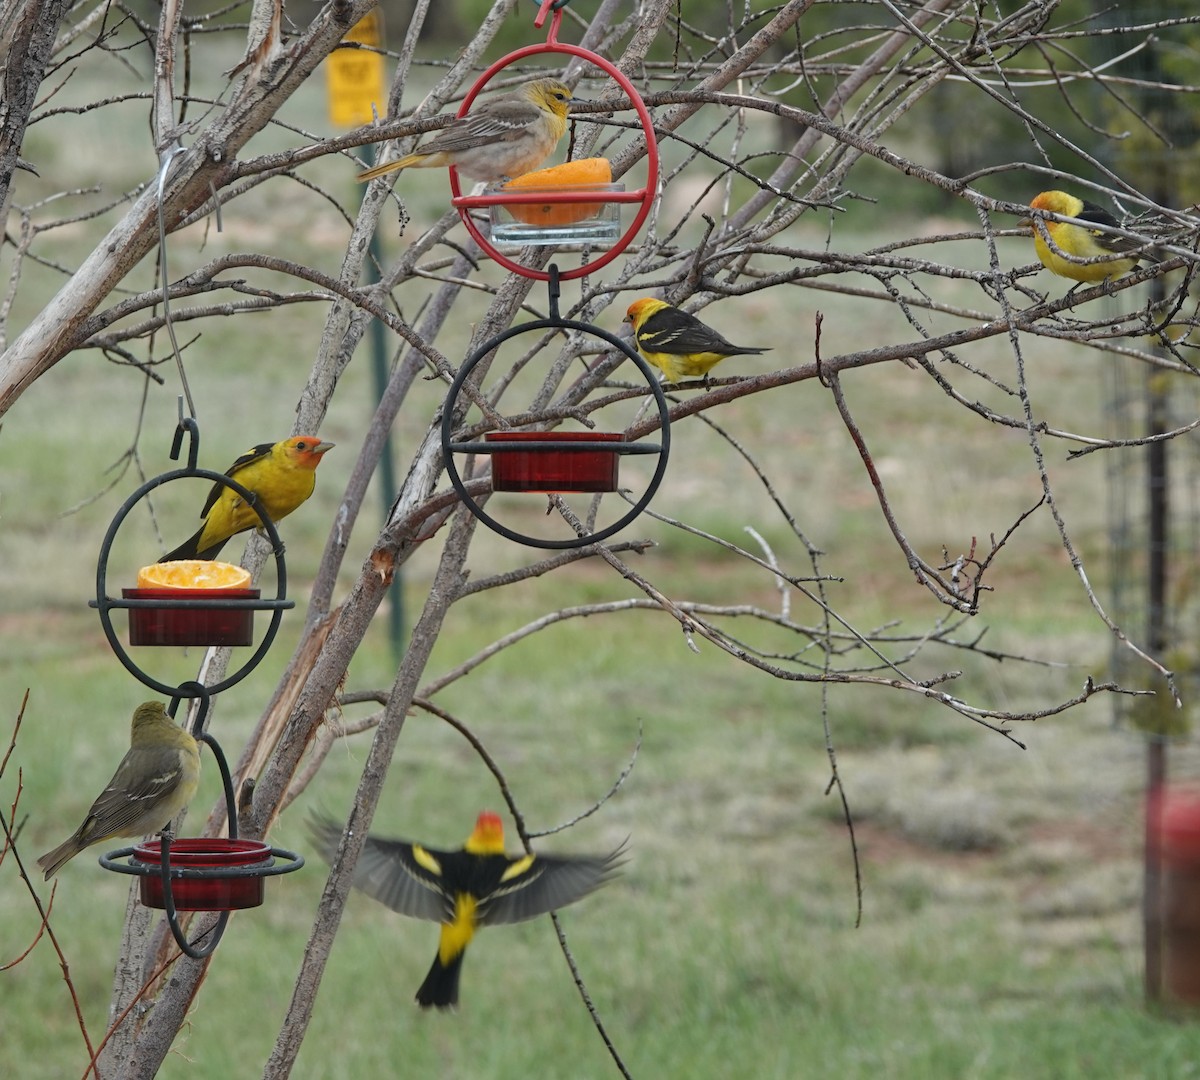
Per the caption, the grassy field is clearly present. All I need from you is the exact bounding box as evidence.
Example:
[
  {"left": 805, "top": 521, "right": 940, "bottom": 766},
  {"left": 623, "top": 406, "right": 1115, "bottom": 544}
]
[{"left": 6, "top": 24, "right": 1200, "bottom": 1080}]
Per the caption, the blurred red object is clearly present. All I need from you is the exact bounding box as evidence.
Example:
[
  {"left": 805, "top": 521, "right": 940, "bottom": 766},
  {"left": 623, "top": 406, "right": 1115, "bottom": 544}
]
[{"left": 1155, "top": 789, "right": 1200, "bottom": 1004}]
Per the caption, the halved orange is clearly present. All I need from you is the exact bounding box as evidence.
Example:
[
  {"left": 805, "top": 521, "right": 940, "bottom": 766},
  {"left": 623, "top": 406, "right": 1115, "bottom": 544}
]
[
  {"left": 502, "top": 158, "right": 613, "bottom": 225},
  {"left": 138, "top": 560, "right": 252, "bottom": 591}
]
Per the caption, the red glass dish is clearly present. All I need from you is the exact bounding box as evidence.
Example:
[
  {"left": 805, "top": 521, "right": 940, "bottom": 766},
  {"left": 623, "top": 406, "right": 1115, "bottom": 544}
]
[
  {"left": 486, "top": 432, "right": 622, "bottom": 492},
  {"left": 123, "top": 587, "right": 260, "bottom": 646},
  {"left": 132, "top": 838, "right": 274, "bottom": 910}
]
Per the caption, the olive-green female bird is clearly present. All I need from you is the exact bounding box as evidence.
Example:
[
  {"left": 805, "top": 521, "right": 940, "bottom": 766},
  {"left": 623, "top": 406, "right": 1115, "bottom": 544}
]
[
  {"left": 624, "top": 297, "right": 769, "bottom": 382},
  {"left": 159, "top": 436, "right": 334, "bottom": 562},
  {"left": 309, "top": 811, "right": 624, "bottom": 1009},
  {"left": 38, "top": 702, "right": 201, "bottom": 879},
  {"left": 357, "top": 78, "right": 577, "bottom": 183},
  {"left": 1019, "top": 190, "right": 1153, "bottom": 284}
]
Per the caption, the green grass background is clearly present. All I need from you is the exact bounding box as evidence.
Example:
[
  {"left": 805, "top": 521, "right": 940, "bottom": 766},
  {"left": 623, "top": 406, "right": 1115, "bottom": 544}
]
[{"left": 5, "top": 23, "right": 1200, "bottom": 1080}]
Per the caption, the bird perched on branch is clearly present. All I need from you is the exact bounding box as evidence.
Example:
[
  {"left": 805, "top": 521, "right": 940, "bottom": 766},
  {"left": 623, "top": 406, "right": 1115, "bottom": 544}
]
[
  {"left": 159, "top": 436, "right": 334, "bottom": 562},
  {"left": 358, "top": 78, "right": 579, "bottom": 184},
  {"left": 309, "top": 811, "right": 624, "bottom": 1009},
  {"left": 624, "top": 297, "right": 770, "bottom": 383},
  {"left": 38, "top": 702, "right": 200, "bottom": 880},
  {"left": 1019, "top": 190, "right": 1157, "bottom": 285}
]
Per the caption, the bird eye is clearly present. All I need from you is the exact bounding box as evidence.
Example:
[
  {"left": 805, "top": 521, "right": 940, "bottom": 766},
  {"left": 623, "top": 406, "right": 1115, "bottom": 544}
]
[{"left": 296, "top": 441, "right": 309, "bottom": 451}]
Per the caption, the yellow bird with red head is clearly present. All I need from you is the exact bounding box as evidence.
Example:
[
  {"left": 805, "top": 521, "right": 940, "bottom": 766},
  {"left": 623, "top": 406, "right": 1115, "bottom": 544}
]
[
  {"left": 309, "top": 810, "right": 624, "bottom": 1009},
  {"left": 159, "top": 436, "right": 334, "bottom": 562},
  {"left": 1019, "top": 190, "right": 1152, "bottom": 284},
  {"left": 623, "top": 297, "right": 769, "bottom": 383}
]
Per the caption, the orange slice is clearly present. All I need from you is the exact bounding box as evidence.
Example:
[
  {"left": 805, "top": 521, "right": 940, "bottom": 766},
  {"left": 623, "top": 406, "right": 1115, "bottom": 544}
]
[
  {"left": 138, "top": 560, "right": 252, "bottom": 590},
  {"left": 502, "top": 158, "right": 613, "bottom": 225}
]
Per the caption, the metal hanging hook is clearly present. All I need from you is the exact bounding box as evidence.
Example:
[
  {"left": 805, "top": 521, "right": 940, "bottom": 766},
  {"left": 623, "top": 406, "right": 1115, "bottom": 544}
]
[
  {"left": 160, "top": 682, "right": 231, "bottom": 958},
  {"left": 168, "top": 679, "right": 210, "bottom": 738},
  {"left": 534, "top": 0, "right": 565, "bottom": 33},
  {"left": 169, "top": 397, "right": 201, "bottom": 468},
  {"left": 155, "top": 145, "right": 197, "bottom": 420}
]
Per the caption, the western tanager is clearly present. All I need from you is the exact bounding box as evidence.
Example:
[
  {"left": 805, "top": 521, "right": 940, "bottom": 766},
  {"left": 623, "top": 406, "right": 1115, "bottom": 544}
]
[
  {"left": 624, "top": 297, "right": 769, "bottom": 382},
  {"left": 160, "top": 436, "right": 334, "bottom": 562},
  {"left": 309, "top": 811, "right": 624, "bottom": 1009},
  {"left": 38, "top": 702, "right": 201, "bottom": 880},
  {"left": 1019, "top": 190, "right": 1155, "bottom": 284},
  {"left": 358, "top": 78, "right": 578, "bottom": 184}
]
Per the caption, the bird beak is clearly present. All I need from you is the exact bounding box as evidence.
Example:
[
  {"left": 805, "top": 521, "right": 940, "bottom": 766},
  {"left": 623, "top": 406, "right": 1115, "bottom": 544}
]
[
  {"left": 313, "top": 441, "right": 335, "bottom": 454},
  {"left": 567, "top": 96, "right": 596, "bottom": 112}
]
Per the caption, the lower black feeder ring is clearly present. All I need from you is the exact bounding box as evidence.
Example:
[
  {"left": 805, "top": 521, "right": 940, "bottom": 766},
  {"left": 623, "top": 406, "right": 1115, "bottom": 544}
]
[{"left": 100, "top": 838, "right": 304, "bottom": 911}]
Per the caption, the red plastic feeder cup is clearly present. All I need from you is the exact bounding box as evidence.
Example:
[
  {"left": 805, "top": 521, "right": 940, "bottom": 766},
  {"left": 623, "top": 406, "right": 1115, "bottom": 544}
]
[
  {"left": 132, "top": 838, "right": 275, "bottom": 911},
  {"left": 123, "top": 586, "right": 261, "bottom": 646},
  {"left": 1156, "top": 789, "right": 1200, "bottom": 1005},
  {"left": 486, "top": 431, "right": 623, "bottom": 492},
  {"left": 124, "top": 560, "right": 259, "bottom": 647}
]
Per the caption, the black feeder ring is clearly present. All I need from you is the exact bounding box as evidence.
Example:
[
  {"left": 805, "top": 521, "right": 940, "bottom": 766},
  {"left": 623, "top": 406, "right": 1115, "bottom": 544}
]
[
  {"left": 98, "top": 724, "right": 303, "bottom": 959},
  {"left": 90, "top": 467, "right": 295, "bottom": 698},
  {"left": 99, "top": 842, "right": 305, "bottom": 960},
  {"left": 441, "top": 318, "right": 671, "bottom": 549}
]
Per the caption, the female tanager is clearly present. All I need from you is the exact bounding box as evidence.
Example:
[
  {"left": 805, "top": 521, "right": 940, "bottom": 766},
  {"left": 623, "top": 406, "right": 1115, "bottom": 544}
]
[
  {"left": 38, "top": 702, "right": 201, "bottom": 879},
  {"left": 624, "top": 297, "right": 769, "bottom": 382},
  {"left": 358, "top": 78, "right": 578, "bottom": 184},
  {"left": 160, "top": 436, "right": 334, "bottom": 562},
  {"left": 309, "top": 811, "right": 624, "bottom": 1009},
  {"left": 1019, "top": 190, "right": 1153, "bottom": 284}
]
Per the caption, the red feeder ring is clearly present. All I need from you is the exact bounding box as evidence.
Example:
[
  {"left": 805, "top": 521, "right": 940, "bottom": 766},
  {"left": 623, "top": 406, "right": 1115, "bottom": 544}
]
[
  {"left": 448, "top": 2, "right": 659, "bottom": 280},
  {"left": 487, "top": 431, "right": 623, "bottom": 492},
  {"left": 123, "top": 586, "right": 261, "bottom": 646},
  {"left": 131, "top": 838, "right": 274, "bottom": 911}
]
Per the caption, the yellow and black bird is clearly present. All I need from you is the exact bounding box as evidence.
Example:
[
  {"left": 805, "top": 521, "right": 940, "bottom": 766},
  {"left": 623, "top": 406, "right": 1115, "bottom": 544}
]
[
  {"left": 160, "top": 436, "right": 334, "bottom": 562},
  {"left": 358, "top": 78, "right": 578, "bottom": 184},
  {"left": 1019, "top": 190, "right": 1155, "bottom": 284},
  {"left": 38, "top": 702, "right": 201, "bottom": 880},
  {"left": 309, "top": 811, "right": 624, "bottom": 1009},
  {"left": 624, "top": 297, "right": 769, "bottom": 382}
]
